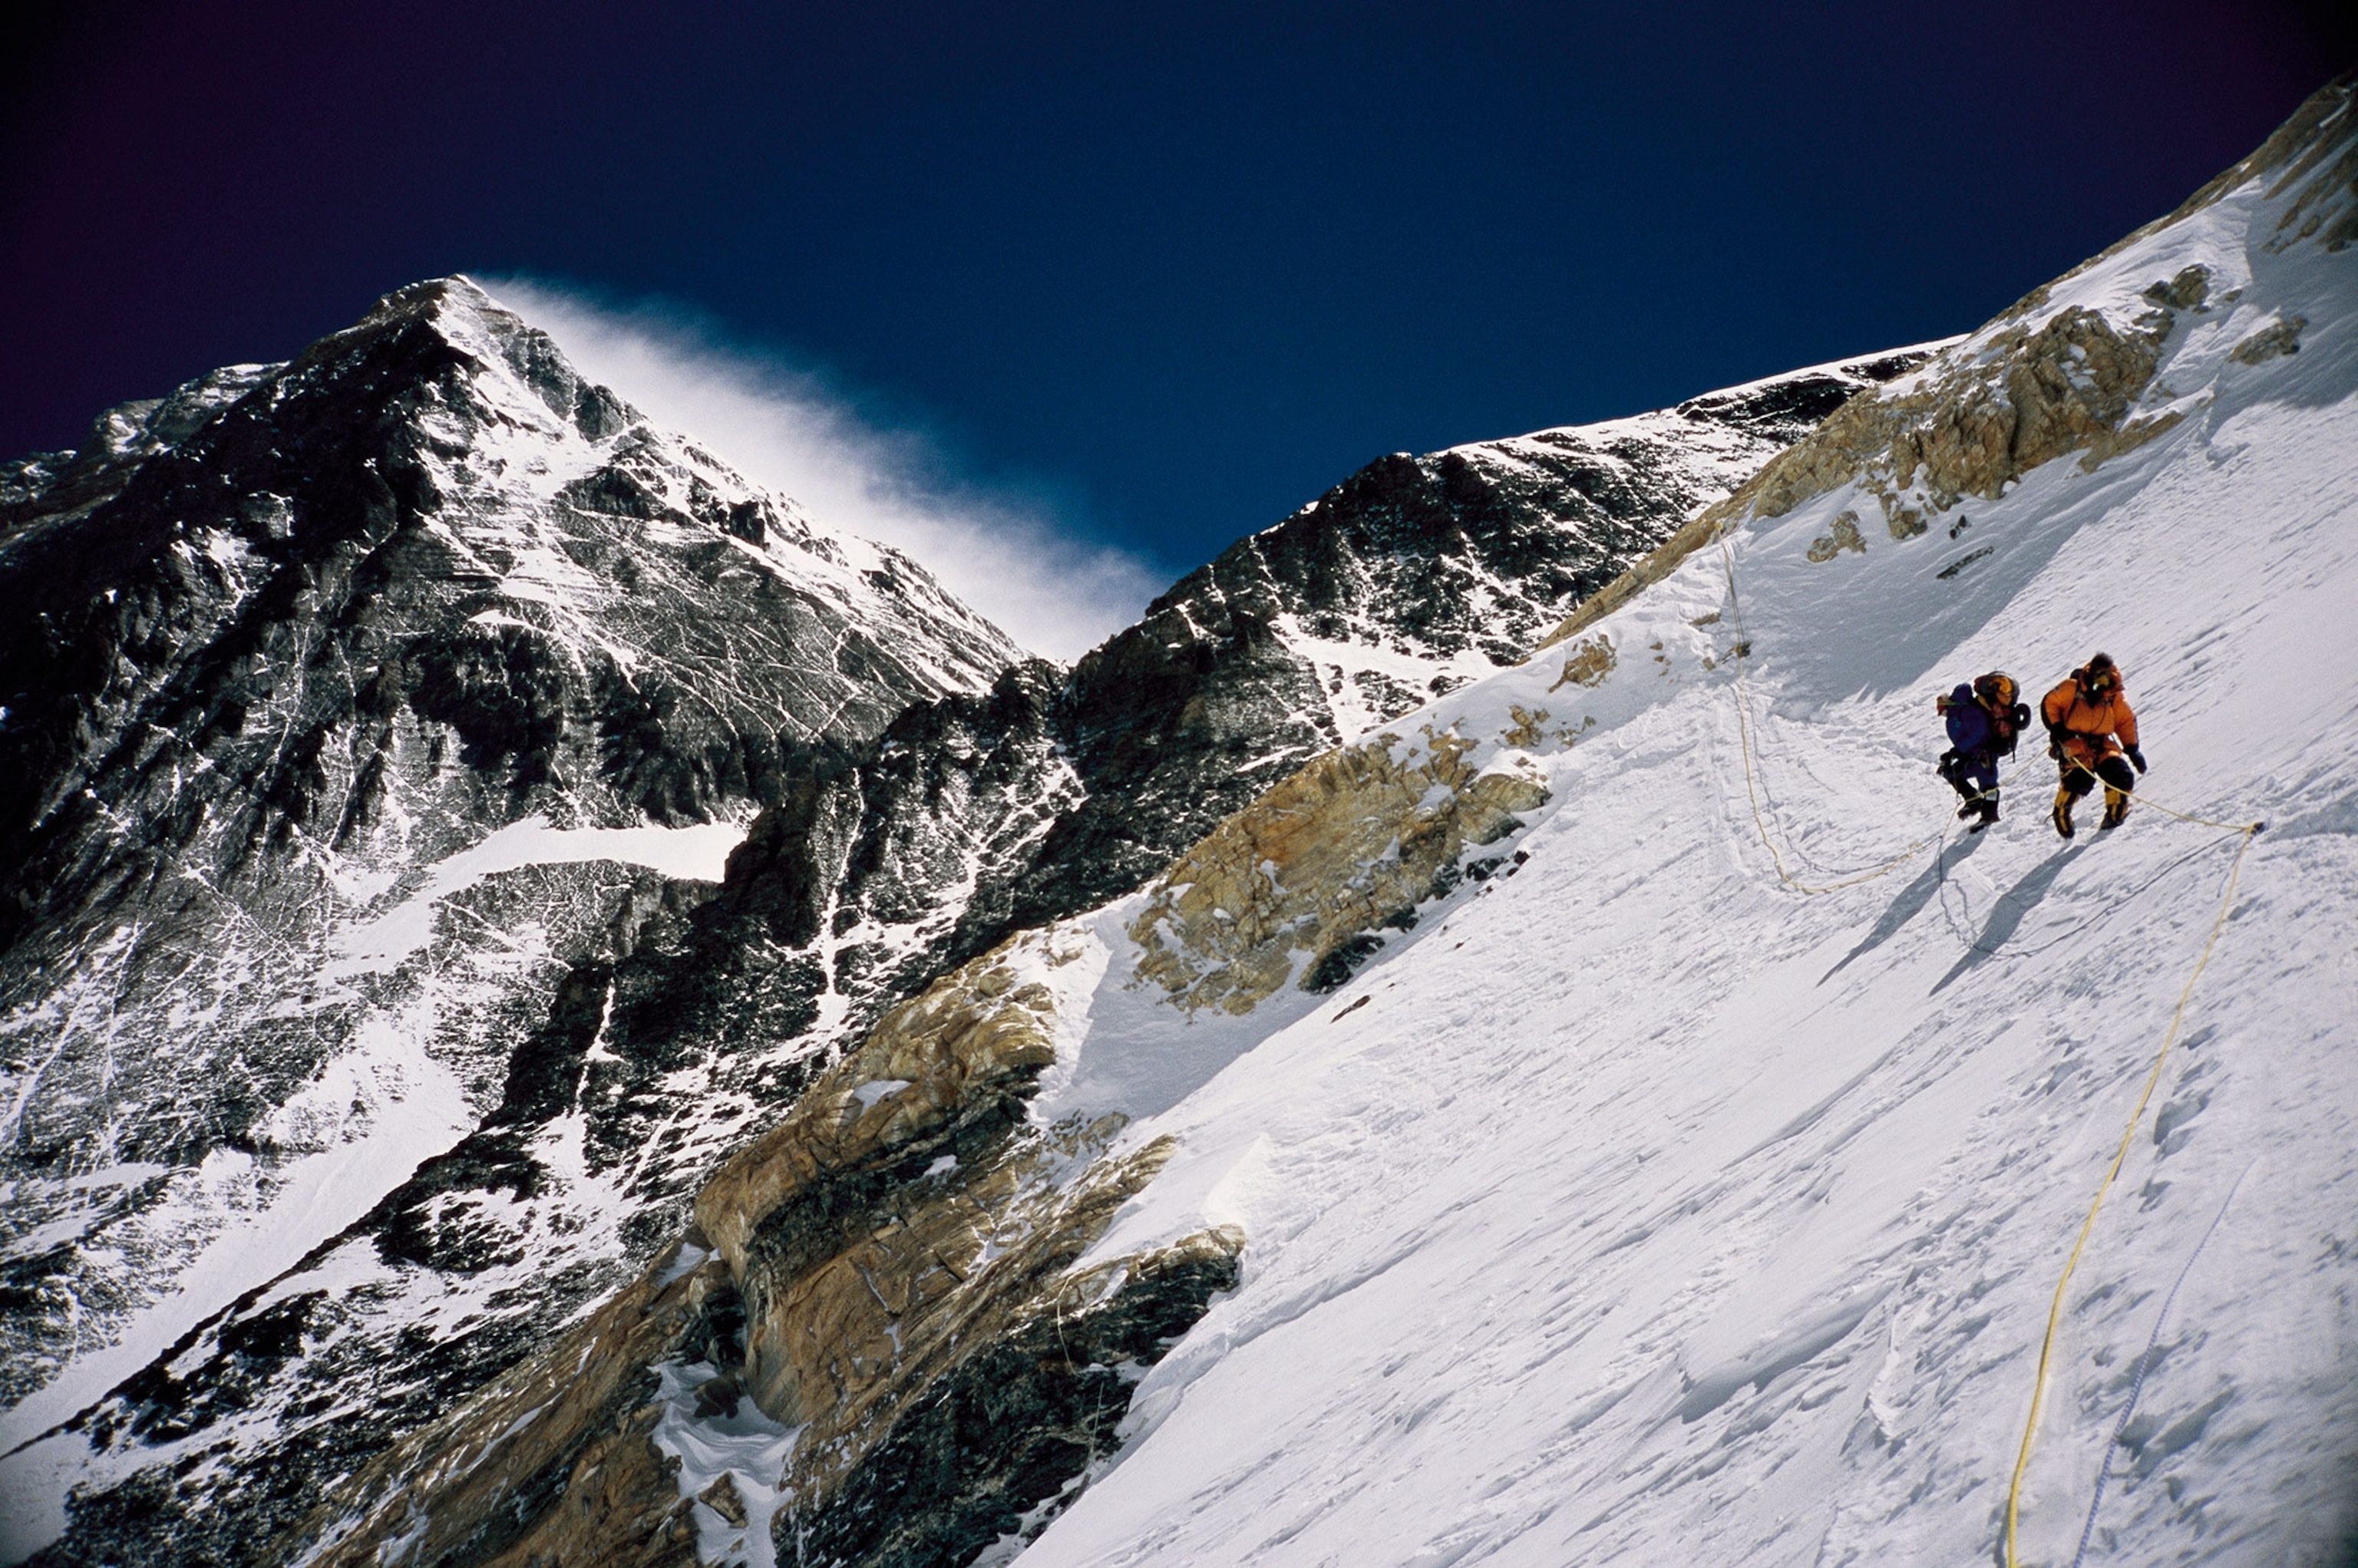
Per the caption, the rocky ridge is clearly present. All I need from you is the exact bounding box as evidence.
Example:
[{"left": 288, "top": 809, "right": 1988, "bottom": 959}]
[
  {"left": 5, "top": 290, "right": 1928, "bottom": 1561},
  {"left": 238, "top": 74, "right": 2358, "bottom": 1568},
  {"left": 1541, "top": 74, "right": 2358, "bottom": 652},
  {"left": 1127, "top": 725, "right": 1551, "bottom": 1012}
]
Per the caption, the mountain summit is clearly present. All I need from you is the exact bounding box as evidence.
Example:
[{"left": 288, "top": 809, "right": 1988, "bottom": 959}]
[
  {"left": 6, "top": 72, "right": 2356, "bottom": 1568},
  {"left": 0, "top": 273, "right": 1927, "bottom": 1563},
  {"left": 0, "top": 275, "right": 1024, "bottom": 1538}
]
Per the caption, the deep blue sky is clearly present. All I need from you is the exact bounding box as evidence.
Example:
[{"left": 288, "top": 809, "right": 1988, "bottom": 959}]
[{"left": 2, "top": 2, "right": 2346, "bottom": 582}]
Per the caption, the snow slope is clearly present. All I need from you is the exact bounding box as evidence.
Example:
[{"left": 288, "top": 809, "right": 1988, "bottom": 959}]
[
  {"left": 997, "top": 100, "right": 2358, "bottom": 1567},
  {"left": 196, "top": 81, "right": 2355, "bottom": 1568}
]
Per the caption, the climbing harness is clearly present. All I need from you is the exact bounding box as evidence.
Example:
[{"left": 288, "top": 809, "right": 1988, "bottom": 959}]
[{"left": 1705, "top": 520, "right": 2268, "bottom": 1567}]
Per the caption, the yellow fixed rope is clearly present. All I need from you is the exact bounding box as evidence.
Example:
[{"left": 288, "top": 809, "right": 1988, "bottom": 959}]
[
  {"left": 1715, "top": 526, "right": 2023, "bottom": 894},
  {"left": 1708, "top": 518, "right": 2267, "bottom": 1565},
  {"left": 2002, "top": 817, "right": 2261, "bottom": 1568}
]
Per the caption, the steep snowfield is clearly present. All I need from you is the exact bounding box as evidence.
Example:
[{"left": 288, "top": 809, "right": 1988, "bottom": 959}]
[{"left": 996, "top": 118, "right": 2358, "bottom": 1566}]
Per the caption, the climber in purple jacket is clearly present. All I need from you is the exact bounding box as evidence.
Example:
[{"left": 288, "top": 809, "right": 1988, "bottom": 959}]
[{"left": 1937, "top": 672, "right": 2031, "bottom": 831}]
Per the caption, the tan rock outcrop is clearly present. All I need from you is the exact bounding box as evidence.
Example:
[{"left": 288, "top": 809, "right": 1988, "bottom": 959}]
[
  {"left": 282, "top": 928, "right": 1245, "bottom": 1568},
  {"left": 1128, "top": 727, "right": 1548, "bottom": 1012},
  {"left": 2230, "top": 314, "right": 2307, "bottom": 364},
  {"left": 1539, "top": 73, "right": 2357, "bottom": 655},
  {"left": 1547, "top": 632, "right": 1617, "bottom": 690},
  {"left": 1806, "top": 511, "right": 1866, "bottom": 562},
  {"left": 692, "top": 936, "right": 1068, "bottom": 1295},
  {"left": 1537, "top": 302, "right": 2170, "bottom": 650}
]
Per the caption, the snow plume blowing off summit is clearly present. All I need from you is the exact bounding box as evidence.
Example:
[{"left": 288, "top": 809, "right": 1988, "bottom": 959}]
[{"left": 482, "top": 277, "right": 1160, "bottom": 660}]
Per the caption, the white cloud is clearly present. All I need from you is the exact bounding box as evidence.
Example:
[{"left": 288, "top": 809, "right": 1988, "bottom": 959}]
[{"left": 479, "top": 276, "right": 1159, "bottom": 661}]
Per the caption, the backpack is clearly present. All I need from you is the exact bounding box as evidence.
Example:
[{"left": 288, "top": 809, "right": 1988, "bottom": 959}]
[
  {"left": 1973, "top": 672, "right": 2029, "bottom": 753},
  {"left": 1935, "top": 672, "right": 2029, "bottom": 756}
]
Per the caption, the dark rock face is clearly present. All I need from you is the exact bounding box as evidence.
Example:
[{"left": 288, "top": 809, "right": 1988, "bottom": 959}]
[
  {"left": 794, "top": 1237, "right": 1243, "bottom": 1568},
  {"left": 0, "top": 298, "right": 1928, "bottom": 1568},
  {"left": 0, "top": 279, "right": 1023, "bottom": 1565}
]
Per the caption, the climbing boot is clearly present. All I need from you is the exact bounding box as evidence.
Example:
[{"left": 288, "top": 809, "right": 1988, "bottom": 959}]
[
  {"left": 2100, "top": 786, "right": 2132, "bottom": 830},
  {"left": 2051, "top": 785, "right": 2076, "bottom": 840},
  {"left": 1968, "top": 794, "right": 2000, "bottom": 834},
  {"left": 1956, "top": 797, "right": 1981, "bottom": 820}
]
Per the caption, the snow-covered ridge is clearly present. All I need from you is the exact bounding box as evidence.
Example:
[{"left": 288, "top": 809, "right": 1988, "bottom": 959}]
[
  {"left": 255, "top": 77, "right": 2356, "bottom": 1568},
  {"left": 1217, "top": 346, "right": 1947, "bottom": 742},
  {"left": 1014, "top": 77, "right": 2358, "bottom": 1567},
  {"left": 1539, "top": 80, "right": 2358, "bottom": 659},
  {"left": 0, "top": 276, "right": 1032, "bottom": 1562},
  {"left": 372, "top": 277, "right": 1023, "bottom": 697}
]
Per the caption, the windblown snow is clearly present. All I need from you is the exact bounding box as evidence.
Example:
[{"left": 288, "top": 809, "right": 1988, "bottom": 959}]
[{"left": 6, "top": 83, "right": 2356, "bottom": 1568}]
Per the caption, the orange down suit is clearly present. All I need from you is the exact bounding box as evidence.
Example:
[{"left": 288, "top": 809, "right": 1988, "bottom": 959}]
[{"left": 2041, "top": 675, "right": 2138, "bottom": 769}]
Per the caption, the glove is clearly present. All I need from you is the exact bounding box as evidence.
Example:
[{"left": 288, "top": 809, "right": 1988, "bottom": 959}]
[{"left": 2125, "top": 744, "right": 2147, "bottom": 773}]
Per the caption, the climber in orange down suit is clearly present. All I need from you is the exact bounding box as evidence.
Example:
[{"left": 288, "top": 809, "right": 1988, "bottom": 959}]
[{"left": 2041, "top": 652, "right": 2145, "bottom": 838}]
